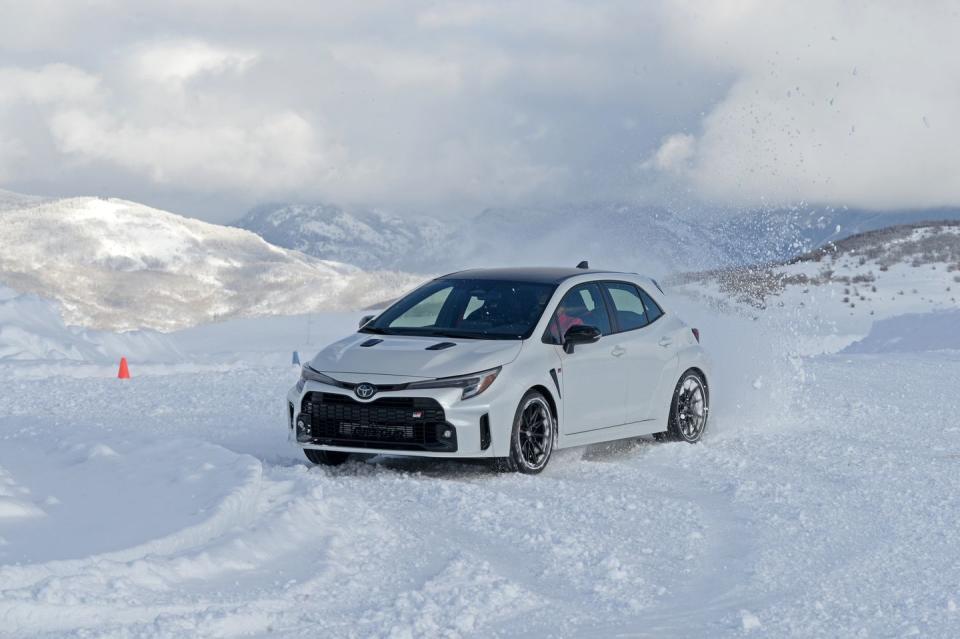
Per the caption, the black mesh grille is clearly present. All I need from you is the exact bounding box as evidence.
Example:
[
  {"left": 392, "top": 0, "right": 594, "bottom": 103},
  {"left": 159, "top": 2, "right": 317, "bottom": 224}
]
[{"left": 301, "top": 392, "right": 456, "bottom": 451}]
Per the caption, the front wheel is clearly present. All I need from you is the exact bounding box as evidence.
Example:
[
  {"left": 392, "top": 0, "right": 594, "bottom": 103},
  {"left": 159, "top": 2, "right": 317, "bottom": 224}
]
[
  {"left": 304, "top": 448, "right": 350, "bottom": 466},
  {"left": 495, "top": 391, "right": 555, "bottom": 474},
  {"left": 665, "top": 370, "right": 709, "bottom": 443}
]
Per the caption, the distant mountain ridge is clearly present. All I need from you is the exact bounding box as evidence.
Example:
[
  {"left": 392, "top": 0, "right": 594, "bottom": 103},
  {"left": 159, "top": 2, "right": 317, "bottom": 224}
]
[
  {"left": 234, "top": 201, "right": 761, "bottom": 276},
  {"left": 235, "top": 203, "right": 453, "bottom": 272},
  {"left": 235, "top": 200, "right": 960, "bottom": 276}
]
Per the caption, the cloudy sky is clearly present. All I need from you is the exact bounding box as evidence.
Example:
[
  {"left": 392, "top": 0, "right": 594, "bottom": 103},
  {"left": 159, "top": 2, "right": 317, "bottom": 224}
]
[{"left": 0, "top": 0, "right": 957, "bottom": 223}]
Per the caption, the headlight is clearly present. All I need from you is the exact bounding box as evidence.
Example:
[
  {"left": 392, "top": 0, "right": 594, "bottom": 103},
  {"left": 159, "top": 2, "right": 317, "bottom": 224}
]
[
  {"left": 297, "top": 365, "right": 339, "bottom": 392},
  {"left": 406, "top": 367, "right": 501, "bottom": 400}
]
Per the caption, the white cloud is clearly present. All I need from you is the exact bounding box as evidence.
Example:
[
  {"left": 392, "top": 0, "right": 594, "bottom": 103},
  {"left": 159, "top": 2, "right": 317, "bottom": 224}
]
[
  {"left": 329, "top": 44, "right": 464, "bottom": 91},
  {"left": 50, "top": 109, "right": 328, "bottom": 191},
  {"left": 0, "top": 64, "right": 99, "bottom": 105},
  {"left": 132, "top": 40, "right": 259, "bottom": 86},
  {"left": 2, "top": 1, "right": 956, "bottom": 219},
  {"left": 0, "top": 3, "right": 699, "bottom": 217},
  {"left": 654, "top": 0, "right": 960, "bottom": 210}
]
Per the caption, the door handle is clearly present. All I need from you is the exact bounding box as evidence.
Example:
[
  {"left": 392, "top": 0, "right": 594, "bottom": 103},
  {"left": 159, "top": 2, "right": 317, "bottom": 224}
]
[
  {"left": 611, "top": 345, "right": 627, "bottom": 357},
  {"left": 658, "top": 336, "right": 673, "bottom": 347}
]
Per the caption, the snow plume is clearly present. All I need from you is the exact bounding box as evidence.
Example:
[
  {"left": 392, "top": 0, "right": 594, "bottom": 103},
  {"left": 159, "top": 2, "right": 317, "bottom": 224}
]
[
  {"left": 652, "top": 1, "right": 960, "bottom": 211},
  {"left": 668, "top": 293, "right": 811, "bottom": 439}
]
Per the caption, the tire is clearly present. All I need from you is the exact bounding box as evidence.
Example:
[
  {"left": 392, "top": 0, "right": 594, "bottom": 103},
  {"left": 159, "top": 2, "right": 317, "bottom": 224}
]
[
  {"left": 494, "top": 390, "right": 555, "bottom": 474},
  {"left": 664, "top": 370, "right": 709, "bottom": 443},
  {"left": 304, "top": 448, "right": 350, "bottom": 466}
]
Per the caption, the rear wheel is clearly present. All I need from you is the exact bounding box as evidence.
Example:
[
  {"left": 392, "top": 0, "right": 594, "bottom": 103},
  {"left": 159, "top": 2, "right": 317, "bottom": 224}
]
[
  {"left": 495, "top": 391, "right": 555, "bottom": 474},
  {"left": 665, "top": 370, "right": 709, "bottom": 443},
  {"left": 304, "top": 448, "right": 350, "bottom": 466}
]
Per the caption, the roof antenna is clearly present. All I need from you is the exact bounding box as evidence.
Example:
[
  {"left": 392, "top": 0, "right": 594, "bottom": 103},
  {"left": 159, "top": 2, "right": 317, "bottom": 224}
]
[{"left": 576, "top": 260, "right": 589, "bottom": 269}]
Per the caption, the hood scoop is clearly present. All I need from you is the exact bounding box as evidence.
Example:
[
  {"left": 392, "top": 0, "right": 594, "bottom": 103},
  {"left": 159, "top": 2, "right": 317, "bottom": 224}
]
[
  {"left": 425, "top": 341, "right": 456, "bottom": 351},
  {"left": 360, "top": 338, "right": 384, "bottom": 347}
]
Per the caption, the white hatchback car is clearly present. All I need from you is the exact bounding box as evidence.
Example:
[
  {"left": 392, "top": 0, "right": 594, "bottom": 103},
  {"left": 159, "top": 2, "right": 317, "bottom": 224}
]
[{"left": 287, "top": 266, "right": 711, "bottom": 473}]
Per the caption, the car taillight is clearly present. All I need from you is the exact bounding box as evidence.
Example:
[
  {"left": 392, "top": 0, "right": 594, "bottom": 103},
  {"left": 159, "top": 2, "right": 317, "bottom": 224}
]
[{"left": 691, "top": 328, "right": 700, "bottom": 343}]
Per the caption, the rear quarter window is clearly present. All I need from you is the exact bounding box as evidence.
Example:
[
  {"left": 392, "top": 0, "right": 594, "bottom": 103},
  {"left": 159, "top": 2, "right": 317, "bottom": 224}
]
[{"left": 638, "top": 288, "right": 664, "bottom": 323}]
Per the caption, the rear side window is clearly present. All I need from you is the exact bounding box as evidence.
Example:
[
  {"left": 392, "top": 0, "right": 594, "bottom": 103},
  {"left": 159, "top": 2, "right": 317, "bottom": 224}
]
[
  {"left": 603, "top": 282, "right": 648, "bottom": 331},
  {"left": 639, "top": 288, "right": 664, "bottom": 323},
  {"left": 546, "top": 282, "right": 612, "bottom": 343}
]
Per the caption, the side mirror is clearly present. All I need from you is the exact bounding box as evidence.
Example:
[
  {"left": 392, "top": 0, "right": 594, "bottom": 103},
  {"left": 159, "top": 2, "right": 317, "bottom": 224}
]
[
  {"left": 563, "top": 324, "right": 602, "bottom": 354},
  {"left": 358, "top": 314, "right": 376, "bottom": 328}
]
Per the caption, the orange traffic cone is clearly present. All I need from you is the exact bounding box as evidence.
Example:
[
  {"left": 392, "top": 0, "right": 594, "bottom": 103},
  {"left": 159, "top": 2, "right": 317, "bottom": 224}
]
[{"left": 117, "top": 357, "right": 131, "bottom": 379}]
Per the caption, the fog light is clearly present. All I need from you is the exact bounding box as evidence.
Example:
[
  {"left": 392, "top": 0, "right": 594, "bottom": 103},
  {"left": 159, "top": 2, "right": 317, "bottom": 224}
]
[
  {"left": 442, "top": 428, "right": 453, "bottom": 439},
  {"left": 296, "top": 417, "right": 311, "bottom": 442}
]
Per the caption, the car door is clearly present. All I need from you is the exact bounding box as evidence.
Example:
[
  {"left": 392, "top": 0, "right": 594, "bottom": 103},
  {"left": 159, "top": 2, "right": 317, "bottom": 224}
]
[
  {"left": 549, "top": 282, "right": 624, "bottom": 434},
  {"left": 602, "top": 281, "right": 678, "bottom": 424}
]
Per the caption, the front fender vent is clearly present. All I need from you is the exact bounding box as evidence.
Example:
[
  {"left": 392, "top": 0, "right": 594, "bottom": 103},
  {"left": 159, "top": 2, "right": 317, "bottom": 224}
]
[
  {"left": 480, "top": 414, "right": 491, "bottom": 450},
  {"left": 360, "top": 339, "right": 383, "bottom": 347}
]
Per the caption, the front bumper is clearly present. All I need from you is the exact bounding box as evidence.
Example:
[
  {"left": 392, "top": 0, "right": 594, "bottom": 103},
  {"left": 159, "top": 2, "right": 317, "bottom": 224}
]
[{"left": 286, "top": 381, "right": 498, "bottom": 458}]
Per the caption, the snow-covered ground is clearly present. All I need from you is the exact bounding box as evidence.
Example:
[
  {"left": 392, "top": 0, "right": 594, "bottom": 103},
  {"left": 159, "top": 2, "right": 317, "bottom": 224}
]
[{"left": 1, "top": 283, "right": 959, "bottom": 637}]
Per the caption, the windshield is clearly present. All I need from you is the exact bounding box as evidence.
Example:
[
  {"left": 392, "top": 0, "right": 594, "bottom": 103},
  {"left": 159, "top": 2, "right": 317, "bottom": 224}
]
[{"left": 362, "top": 278, "right": 557, "bottom": 340}]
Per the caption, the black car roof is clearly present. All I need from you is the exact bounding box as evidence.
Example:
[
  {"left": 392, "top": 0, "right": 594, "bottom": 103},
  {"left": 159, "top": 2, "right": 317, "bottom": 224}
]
[{"left": 438, "top": 267, "right": 632, "bottom": 284}]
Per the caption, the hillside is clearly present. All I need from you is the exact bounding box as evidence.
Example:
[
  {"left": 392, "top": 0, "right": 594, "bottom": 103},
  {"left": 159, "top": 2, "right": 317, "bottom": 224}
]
[
  {"left": 0, "top": 196, "right": 422, "bottom": 332},
  {"left": 670, "top": 221, "right": 960, "bottom": 345}
]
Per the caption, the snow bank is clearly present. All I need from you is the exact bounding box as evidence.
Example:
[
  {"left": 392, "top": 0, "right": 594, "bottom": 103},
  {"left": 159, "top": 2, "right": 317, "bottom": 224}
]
[
  {"left": 843, "top": 309, "right": 960, "bottom": 354},
  {"left": 0, "top": 284, "right": 374, "bottom": 377},
  {"left": 0, "top": 286, "right": 181, "bottom": 363}
]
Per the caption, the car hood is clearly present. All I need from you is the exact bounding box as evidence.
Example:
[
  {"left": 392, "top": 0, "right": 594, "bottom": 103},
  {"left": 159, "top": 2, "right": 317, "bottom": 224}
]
[{"left": 309, "top": 333, "right": 524, "bottom": 379}]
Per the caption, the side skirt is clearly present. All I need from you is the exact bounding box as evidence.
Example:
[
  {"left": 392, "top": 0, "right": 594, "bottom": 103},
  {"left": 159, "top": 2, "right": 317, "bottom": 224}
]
[{"left": 557, "top": 419, "right": 661, "bottom": 449}]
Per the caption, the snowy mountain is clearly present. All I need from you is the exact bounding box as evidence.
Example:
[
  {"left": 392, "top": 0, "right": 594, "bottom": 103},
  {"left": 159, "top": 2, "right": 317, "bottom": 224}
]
[
  {"left": 0, "top": 195, "right": 423, "bottom": 332},
  {"left": 235, "top": 201, "right": 759, "bottom": 276},
  {"left": 234, "top": 203, "right": 454, "bottom": 272},
  {"left": 237, "top": 200, "right": 960, "bottom": 277}
]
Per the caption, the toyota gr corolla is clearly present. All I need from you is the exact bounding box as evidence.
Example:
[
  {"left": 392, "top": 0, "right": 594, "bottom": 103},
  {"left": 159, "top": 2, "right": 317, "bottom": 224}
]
[{"left": 287, "top": 266, "right": 711, "bottom": 473}]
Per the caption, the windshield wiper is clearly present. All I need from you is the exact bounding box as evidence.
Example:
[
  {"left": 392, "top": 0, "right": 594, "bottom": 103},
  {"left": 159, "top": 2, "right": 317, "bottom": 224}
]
[{"left": 426, "top": 330, "right": 510, "bottom": 340}]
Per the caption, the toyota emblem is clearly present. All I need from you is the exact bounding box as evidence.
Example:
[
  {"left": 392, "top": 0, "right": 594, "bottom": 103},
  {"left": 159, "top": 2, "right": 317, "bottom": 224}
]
[{"left": 355, "top": 383, "right": 377, "bottom": 400}]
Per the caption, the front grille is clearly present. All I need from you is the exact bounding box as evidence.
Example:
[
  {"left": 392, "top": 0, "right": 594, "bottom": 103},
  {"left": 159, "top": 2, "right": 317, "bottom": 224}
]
[{"left": 301, "top": 392, "right": 456, "bottom": 452}]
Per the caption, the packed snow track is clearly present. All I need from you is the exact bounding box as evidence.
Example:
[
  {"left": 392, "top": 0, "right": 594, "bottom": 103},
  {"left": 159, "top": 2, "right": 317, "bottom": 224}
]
[{"left": 1, "top": 316, "right": 959, "bottom": 637}]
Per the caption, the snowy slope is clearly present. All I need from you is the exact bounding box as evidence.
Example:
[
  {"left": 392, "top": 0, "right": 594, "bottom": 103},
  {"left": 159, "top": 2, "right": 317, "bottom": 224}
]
[
  {"left": 235, "top": 203, "right": 454, "bottom": 272},
  {"left": 0, "top": 195, "right": 424, "bottom": 331},
  {"left": 0, "top": 188, "right": 49, "bottom": 210}
]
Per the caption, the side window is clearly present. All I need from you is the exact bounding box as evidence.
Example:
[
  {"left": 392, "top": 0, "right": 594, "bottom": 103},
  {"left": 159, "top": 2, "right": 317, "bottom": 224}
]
[
  {"left": 604, "top": 282, "right": 648, "bottom": 331},
  {"left": 546, "top": 283, "right": 612, "bottom": 343},
  {"left": 638, "top": 288, "right": 664, "bottom": 323}
]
